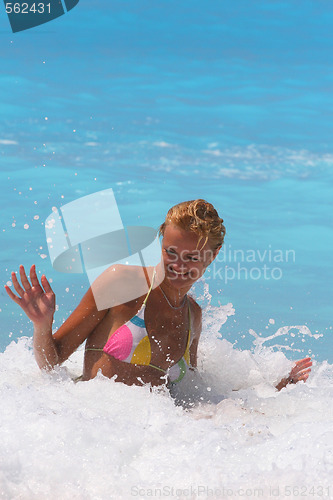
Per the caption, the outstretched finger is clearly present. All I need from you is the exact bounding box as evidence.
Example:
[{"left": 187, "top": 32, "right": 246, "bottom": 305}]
[
  {"left": 41, "top": 274, "right": 53, "bottom": 294},
  {"left": 300, "top": 367, "right": 312, "bottom": 375},
  {"left": 294, "top": 358, "right": 312, "bottom": 369},
  {"left": 19, "top": 265, "right": 32, "bottom": 291},
  {"left": 11, "top": 271, "right": 25, "bottom": 296},
  {"left": 29, "top": 264, "right": 42, "bottom": 290},
  {"left": 291, "top": 363, "right": 312, "bottom": 377},
  {"left": 290, "top": 367, "right": 312, "bottom": 384},
  {"left": 302, "top": 368, "right": 312, "bottom": 376},
  {"left": 298, "top": 371, "right": 311, "bottom": 382},
  {"left": 295, "top": 357, "right": 312, "bottom": 364},
  {"left": 4, "top": 284, "right": 21, "bottom": 304}
]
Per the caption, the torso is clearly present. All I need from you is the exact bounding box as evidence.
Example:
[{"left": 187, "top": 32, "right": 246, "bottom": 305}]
[{"left": 82, "top": 284, "right": 196, "bottom": 383}]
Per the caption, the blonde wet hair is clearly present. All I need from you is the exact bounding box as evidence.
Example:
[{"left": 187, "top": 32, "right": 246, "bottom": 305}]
[{"left": 158, "top": 199, "right": 226, "bottom": 251}]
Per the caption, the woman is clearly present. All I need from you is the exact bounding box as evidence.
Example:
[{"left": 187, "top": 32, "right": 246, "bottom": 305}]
[{"left": 5, "top": 199, "right": 312, "bottom": 389}]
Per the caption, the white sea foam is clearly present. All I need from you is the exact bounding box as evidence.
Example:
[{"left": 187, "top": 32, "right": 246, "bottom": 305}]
[
  {"left": 153, "top": 141, "right": 175, "bottom": 148},
  {"left": 149, "top": 144, "right": 333, "bottom": 181},
  {"left": 0, "top": 140, "right": 18, "bottom": 145},
  {"left": 200, "top": 145, "right": 333, "bottom": 180},
  {"left": 1, "top": 304, "right": 332, "bottom": 499}
]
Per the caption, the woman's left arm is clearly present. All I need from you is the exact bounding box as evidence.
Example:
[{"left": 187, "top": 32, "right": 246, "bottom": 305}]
[{"left": 276, "top": 357, "right": 312, "bottom": 391}]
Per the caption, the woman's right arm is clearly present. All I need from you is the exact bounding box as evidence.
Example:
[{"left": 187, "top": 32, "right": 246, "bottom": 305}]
[{"left": 4, "top": 264, "right": 107, "bottom": 370}]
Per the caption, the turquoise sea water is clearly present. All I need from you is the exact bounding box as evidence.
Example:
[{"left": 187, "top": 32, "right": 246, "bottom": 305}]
[
  {"left": 2, "top": 3, "right": 333, "bottom": 498},
  {"left": 0, "top": 0, "right": 332, "bottom": 361}
]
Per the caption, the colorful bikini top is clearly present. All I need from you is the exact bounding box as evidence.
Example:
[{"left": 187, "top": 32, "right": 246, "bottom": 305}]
[{"left": 102, "top": 269, "right": 192, "bottom": 384}]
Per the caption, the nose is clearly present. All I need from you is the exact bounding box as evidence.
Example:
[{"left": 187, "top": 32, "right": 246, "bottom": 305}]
[
  {"left": 171, "top": 261, "right": 187, "bottom": 271},
  {"left": 167, "top": 254, "right": 188, "bottom": 273}
]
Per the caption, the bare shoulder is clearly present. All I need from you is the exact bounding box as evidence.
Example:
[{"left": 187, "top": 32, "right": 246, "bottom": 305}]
[
  {"left": 92, "top": 264, "right": 154, "bottom": 289},
  {"left": 91, "top": 264, "right": 154, "bottom": 310}
]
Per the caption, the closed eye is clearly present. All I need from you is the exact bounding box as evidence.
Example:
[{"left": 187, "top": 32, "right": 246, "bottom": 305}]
[{"left": 165, "top": 249, "right": 200, "bottom": 262}]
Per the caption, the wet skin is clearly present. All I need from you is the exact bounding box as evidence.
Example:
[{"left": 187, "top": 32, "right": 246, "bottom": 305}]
[{"left": 4, "top": 225, "right": 312, "bottom": 388}]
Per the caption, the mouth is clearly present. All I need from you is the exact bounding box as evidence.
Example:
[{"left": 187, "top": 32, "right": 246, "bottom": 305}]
[{"left": 167, "top": 267, "right": 189, "bottom": 278}]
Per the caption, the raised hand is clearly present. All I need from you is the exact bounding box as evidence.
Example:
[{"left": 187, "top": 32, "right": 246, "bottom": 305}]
[
  {"left": 287, "top": 357, "right": 312, "bottom": 385},
  {"left": 4, "top": 264, "right": 55, "bottom": 327},
  {"left": 275, "top": 357, "right": 312, "bottom": 391}
]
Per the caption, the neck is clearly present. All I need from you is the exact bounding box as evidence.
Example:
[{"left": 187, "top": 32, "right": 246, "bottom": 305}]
[
  {"left": 159, "top": 281, "right": 190, "bottom": 309},
  {"left": 154, "top": 263, "right": 192, "bottom": 307}
]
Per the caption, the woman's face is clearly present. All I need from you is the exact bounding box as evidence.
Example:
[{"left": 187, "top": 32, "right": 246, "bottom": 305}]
[{"left": 161, "top": 224, "right": 219, "bottom": 289}]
